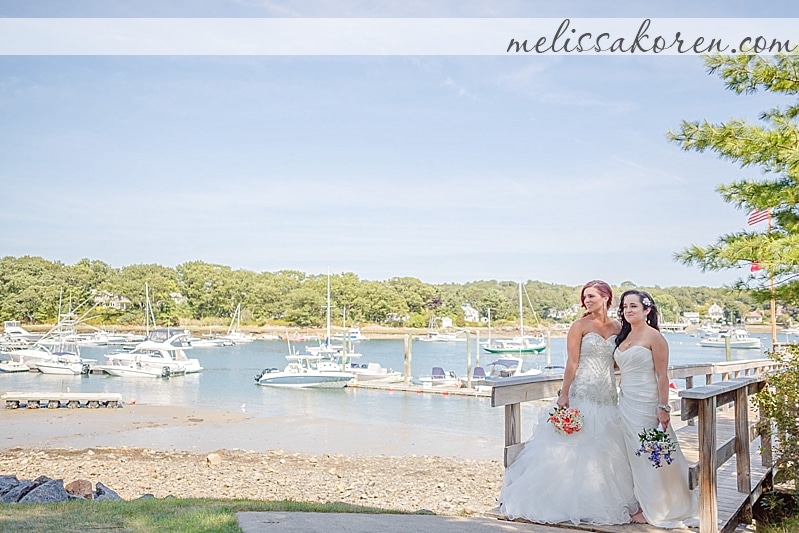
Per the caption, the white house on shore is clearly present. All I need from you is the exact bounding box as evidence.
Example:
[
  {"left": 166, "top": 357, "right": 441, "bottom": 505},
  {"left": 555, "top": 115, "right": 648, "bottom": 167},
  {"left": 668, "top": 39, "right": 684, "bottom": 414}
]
[
  {"left": 682, "top": 311, "right": 700, "bottom": 325},
  {"left": 708, "top": 303, "right": 725, "bottom": 322},
  {"left": 461, "top": 304, "right": 480, "bottom": 323}
]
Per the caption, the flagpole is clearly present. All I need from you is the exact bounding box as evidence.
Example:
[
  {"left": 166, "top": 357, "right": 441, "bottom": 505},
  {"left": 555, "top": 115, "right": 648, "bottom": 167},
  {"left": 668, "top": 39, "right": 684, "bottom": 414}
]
[{"left": 768, "top": 211, "right": 777, "bottom": 347}]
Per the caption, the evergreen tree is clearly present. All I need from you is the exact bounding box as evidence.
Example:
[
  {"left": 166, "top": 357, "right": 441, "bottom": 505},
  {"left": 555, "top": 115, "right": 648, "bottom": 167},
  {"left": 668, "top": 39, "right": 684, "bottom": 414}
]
[{"left": 668, "top": 54, "right": 799, "bottom": 304}]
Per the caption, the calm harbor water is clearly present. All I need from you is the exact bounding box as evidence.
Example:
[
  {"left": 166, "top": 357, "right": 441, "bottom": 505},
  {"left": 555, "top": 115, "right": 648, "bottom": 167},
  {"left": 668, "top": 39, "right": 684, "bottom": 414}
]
[{"left": 0, "top": 331, "right": 782, "bottom": 450}]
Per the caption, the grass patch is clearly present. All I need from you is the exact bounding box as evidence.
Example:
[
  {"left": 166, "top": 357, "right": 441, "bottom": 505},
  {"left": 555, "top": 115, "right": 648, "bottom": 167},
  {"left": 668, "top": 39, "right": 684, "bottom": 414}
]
[
  {"left": 0, "top": 498, "right": 403, "bottom": 533},
  {"left": 754, "top": 490, "right": 799, "bottom": 533}
]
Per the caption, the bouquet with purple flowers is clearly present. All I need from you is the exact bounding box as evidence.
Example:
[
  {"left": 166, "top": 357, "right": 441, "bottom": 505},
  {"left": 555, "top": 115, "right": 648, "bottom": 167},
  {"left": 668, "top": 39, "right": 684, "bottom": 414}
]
[{"left": 636, "top": 424, "right": 677, "bottom": 468}]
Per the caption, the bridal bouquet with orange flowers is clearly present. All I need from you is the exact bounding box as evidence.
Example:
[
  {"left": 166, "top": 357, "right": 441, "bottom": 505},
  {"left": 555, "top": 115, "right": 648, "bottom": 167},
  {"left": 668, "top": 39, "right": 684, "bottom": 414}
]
[{"left": 548, "top": 406, "right": 584, "bottom": 435}]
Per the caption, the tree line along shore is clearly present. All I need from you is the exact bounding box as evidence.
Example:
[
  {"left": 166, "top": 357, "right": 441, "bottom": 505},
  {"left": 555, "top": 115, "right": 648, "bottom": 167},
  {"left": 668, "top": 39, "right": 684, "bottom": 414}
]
[{"left": 0, "top": 256, "right": 784, "bottom": 331}]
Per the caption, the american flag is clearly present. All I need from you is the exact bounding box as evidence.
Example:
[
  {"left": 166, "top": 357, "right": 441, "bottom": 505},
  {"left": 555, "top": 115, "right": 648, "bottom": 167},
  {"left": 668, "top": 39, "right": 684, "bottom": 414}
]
[{"left": 747, "top": 209, "right": 770, "bottom": 226}]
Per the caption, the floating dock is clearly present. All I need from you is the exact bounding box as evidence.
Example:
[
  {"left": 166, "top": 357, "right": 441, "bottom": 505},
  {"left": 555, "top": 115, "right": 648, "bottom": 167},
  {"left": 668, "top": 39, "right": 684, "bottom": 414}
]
[
  {"left": 2, "top": 391, "right": 123, "bottom": 409},
  {"left": 346, "top": 380, "right": 491, "bottom": 397}
]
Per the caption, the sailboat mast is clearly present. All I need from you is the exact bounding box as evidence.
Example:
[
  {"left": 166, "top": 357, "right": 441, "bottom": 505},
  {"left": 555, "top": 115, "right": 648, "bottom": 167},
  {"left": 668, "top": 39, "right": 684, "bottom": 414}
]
[
  {"left": 518, "top": 281, "right": 524, "bottom": 338},
  {"left": 487, "top": 308, "right": 492, "bottom": 343},
  {"left": 145, "top": 282, "right": 150, "bottom": 336},
  {"left": 326, "top": 268, "right": 331, "bottom": 348}
]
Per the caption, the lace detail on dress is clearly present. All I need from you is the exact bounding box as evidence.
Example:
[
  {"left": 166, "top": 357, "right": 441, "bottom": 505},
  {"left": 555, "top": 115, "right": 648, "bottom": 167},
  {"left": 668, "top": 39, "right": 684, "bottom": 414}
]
[{"left": 569, "top": 332, "right": 618, "bottom": 406}]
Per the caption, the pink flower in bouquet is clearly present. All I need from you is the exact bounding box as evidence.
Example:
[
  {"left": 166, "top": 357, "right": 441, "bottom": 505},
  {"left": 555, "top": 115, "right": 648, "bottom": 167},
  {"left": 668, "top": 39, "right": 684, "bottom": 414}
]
[{"left": 548, "top": 406, "right": 584, "bottom": 435}]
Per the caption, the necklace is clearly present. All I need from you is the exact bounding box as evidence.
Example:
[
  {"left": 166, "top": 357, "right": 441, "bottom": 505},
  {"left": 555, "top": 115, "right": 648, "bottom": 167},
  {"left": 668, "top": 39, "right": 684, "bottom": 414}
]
[{"left": 620, "top": 336, "right": 639, "bottom": 350}]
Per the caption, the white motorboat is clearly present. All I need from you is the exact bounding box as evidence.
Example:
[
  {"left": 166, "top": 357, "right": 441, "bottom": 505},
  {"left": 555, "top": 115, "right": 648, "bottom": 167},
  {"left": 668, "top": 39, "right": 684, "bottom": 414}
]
[
  {"left": 419, "top": 367, "right": 461, "bottom": 387},
  {"left": 35, "top": 354, "right": 92, "bottom": 376},
  {"left": 484, "top": 356, "right": 542, "bottom": 380},
  {"left": 187, "top": 336, "right": 232, "bottom": 348},
  {"left": 332, "top": 326, "right": 369, "bottom": 342},
  {"left": 3, "top": 320, "right": 42, "bottom": 343},
  {"left": 254, "top": 354, "right": 354, "bottom": 388},
  {"left": 6, "top": 312, "right": 85, "bottom": 369},
  {"left": 97, "top": 328, "right": 202, "bottom": 375},
  {"left": 350, "top": 362, "right": 404, "bottom": 383},
  {"left": 698, "top": 329, "right": 762, "bottom": 349},
  {"left": 0, "top": 360, "right": 32, "bottom": 373},
  {"left": 99, "top": 358, "right": 187, "bottom": 378},
  {"left": 5, "top": 344, "right": 55, "bottom": 369}
]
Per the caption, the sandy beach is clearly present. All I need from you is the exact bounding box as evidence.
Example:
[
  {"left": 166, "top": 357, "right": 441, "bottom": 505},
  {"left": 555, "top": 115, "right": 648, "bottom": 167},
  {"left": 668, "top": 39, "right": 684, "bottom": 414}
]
[{"left": 0, "top": 403, "right": 505, "bottom": 515}]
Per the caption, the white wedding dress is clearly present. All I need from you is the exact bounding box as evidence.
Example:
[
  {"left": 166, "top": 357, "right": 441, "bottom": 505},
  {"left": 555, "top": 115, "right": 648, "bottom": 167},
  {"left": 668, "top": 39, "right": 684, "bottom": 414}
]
[
  {"left": 615, "top": 345, "right": 698, "bottom": 528},
  {"left": 499, "top": 333, "right": 637, "bottom": 525}
]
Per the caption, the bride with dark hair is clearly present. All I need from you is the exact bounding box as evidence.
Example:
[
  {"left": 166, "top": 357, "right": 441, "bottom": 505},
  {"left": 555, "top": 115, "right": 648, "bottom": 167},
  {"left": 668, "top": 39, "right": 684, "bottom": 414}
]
[
  {"left": 614, "top": 290, "right": 698, "bottom": 527},
  {"left": 499, "top": 280, "right": 637, "bottom": 525}
]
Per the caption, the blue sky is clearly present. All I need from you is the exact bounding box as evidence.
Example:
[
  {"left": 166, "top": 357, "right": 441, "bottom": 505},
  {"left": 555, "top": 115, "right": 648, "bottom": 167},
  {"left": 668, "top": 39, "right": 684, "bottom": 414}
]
[{"left": 1, "top": 1, "right": 797, "bottom": 287}]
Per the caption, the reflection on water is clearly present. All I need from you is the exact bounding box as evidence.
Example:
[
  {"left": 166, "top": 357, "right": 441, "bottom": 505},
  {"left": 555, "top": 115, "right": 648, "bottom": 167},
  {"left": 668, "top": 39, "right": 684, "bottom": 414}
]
[{"left": 0, "top": 332, "right": 777, "bottom": 446}]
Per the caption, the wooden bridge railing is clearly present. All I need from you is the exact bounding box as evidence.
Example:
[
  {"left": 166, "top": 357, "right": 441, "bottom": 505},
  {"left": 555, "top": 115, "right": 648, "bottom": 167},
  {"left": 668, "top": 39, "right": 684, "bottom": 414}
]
[
  {"left": 491, "top": 358, "right": 780, "bottom": 533},
  {"left": 679, "top": 376, "right": 772, "bottom": 533}
]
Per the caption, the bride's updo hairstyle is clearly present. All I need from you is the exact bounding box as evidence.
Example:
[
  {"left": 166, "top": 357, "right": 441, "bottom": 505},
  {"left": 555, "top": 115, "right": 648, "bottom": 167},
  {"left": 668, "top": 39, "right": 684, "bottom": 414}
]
[
  {"left": 615, "top": 290, "right": 660, "bottom": 347},
  {"left": 580, "top": 280, "right": 613, "bottom": 317}
]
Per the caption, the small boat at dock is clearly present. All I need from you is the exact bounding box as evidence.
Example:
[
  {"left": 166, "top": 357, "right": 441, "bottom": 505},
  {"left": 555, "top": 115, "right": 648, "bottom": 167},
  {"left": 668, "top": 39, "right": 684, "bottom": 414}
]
[
  {"left": 0, "top": 360, "right": 32, "bottom": 373},
  {"left": 254, "top": 354, "right": 354, "bottom": 388},
  {"left": 698, "top": 329, "right": 762, "bottom": 349}
]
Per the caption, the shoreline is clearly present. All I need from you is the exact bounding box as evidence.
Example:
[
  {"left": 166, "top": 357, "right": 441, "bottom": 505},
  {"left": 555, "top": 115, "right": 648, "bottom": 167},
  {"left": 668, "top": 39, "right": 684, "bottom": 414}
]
[
  {"left": 0, "top": 403, "right": 505, "bottom": 461},
  {"left": 0, "top": 403, "right": 505, "bottom": 514}
]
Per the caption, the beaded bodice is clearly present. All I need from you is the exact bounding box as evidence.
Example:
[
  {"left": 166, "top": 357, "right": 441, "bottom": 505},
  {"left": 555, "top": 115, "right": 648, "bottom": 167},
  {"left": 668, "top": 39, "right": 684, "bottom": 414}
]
[{"left": 570, "top": 332, "right": 619, "bottom": 406}]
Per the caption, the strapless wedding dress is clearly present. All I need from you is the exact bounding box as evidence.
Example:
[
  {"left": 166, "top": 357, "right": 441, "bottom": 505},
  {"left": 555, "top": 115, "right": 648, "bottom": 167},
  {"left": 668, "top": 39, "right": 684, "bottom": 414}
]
[
  {"left": 615, "top": 345, "right": 698, "bottom": 528},
  {"left": 499, "top": 333, "right": 637, "bottom": 525}
]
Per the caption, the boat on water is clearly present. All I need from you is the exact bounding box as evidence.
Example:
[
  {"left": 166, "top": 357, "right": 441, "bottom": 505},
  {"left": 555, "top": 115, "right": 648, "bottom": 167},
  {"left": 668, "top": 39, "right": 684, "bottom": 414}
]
[
  {"left": 307, "top": 269, "right": 346, "bottom": 358},
  {"left": 332, "top": 326, "right": 368, "bottom": 342},
  {"left": 5, "top": 310, "right": 88, "bottom": 369},
  {"left": 350, "top": 362, "right": 404, "bottom": 383},
  {"left": 188, "top": 335, "right": 233, "bottom": 347},
  {"left": 484, "top": 356, "right": 542, "bottom": 380},
  {"left": 254, "top": 354, "right": 354, "bottom": 388},
  {"left": 95, "top": 328, "right": 202, "bottom": 376},
  {"left": 697, "top": 322, "right": 721, "bottom": 336},
  {"left": 316, "top": 345, "right": 403, "bottom": 383},
  {"left": 418, "top": 366, "right": 461, "bottom": 387},
  {"left": 482, "top": 336, "right": 546, "bottom": 354},
  {"left": 698, "top": 329, "right": 763, "bottom": 349},
  {"left": 483, "top": 282, "right": 546, "bottom": 354},
  {"left": 35, "top": 353, "right": 92, "bottom": 376},
  {"left": 216, "top": 303, "right": 256, "bottom": 344},
  {"left": 5, "top": 343, "right": 54, "bottom": 369},
  {"left": 3, "top": 321, "right": 42, "bottom": 343},
  {"left": 0, "top": 359, "right": 31, "bottom": 373}
]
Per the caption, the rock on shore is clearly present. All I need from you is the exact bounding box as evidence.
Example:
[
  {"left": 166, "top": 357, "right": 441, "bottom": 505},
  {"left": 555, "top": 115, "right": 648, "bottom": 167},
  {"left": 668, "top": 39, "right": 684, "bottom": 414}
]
[{"left": 0, "top": 447, "right": 505, "bottom": 516}]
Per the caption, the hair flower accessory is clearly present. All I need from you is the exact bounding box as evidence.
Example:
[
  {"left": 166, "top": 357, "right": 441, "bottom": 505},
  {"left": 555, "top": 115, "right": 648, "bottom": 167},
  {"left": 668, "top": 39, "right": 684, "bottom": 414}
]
[
  {"left": 641, "top": 296, "right": 652, "bottom": 307},
  {"left": 548, "top": 406, "right": 584, "bottom": 435}
]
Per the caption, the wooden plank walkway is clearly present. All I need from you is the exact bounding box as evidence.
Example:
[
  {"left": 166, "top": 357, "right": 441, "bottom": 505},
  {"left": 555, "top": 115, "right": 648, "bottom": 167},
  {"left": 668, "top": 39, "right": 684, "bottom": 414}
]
[
  {"left": 486, "top": 408, "right": 771, "bottom": 532},
  {"left": 488, "top": 361, "right": 781, "bottom": 533}
]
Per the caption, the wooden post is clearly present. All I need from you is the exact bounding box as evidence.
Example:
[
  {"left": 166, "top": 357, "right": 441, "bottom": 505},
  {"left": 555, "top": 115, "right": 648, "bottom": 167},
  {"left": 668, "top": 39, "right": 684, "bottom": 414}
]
[
  {"left": 403, "top": 334, "right": 412, "bottom": 384},
  {"left": 698, "top": 396, "right": 718, "bottom": 533},
  {"left": 504, "top": 403, "right": 521, "bottom": 466},
  {"left": 734, "top": 387, "right": 753, "bottom": 523},
  {"left": 466, "top": 331, "right": 472, "bottom": 389},
  {"left": 725, "top": 334, "right": 731, "bottom": 362},
  {"left": 475, "top": 330, "right": 480, "bottom": 369},
  {"left": 546, "top": 329, "right": 551, "bottom": 368},
  {"left": 734, "top": 387, "right": 751, "bottom": 493},
  {"left": 686, "top": 376, "right": 695, "bottom": 426}
]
